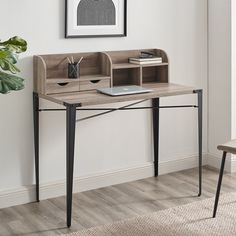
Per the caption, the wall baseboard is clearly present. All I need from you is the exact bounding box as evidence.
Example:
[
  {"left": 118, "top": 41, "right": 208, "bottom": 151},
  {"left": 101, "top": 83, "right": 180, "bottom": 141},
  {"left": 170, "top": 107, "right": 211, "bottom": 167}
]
[
  {"left": 231, "top": 158, "right": 236, "bottom": 173},
  {"left": 0, "top": 154, "right": 207, "bottom": 209},
  {"left": 206, "top": 153, "right": 232, "bottom": 172}
]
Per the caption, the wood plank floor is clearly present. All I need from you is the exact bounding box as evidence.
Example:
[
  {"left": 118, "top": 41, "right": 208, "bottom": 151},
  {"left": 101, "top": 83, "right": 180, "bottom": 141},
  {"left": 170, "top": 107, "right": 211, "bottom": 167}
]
[{"left": 1, "top": 167, "right": 236, "bottom": 236}]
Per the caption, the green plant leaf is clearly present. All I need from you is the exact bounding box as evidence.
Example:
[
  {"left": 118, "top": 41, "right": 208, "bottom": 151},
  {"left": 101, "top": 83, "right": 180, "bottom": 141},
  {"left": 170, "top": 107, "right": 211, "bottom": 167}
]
[
  {"left": 0, "top": 71, "right": 24, "bottom": 94},
  {"left": 0, "top": 49, "right": 20, "bottom": 73},
  {"left": 0, "top": 36, "right": 27, "bottom": 94},
  {"left": 0, "top": 36, "right": 27, "bottom": 53}
]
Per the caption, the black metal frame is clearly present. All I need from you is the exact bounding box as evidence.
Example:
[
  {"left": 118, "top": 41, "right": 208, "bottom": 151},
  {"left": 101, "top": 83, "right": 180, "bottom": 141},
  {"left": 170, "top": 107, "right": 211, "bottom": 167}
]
[
  {"left": 33, "top": 89, "right": 203, "bottom": 227},
  {"left": 213, "top": 151, "right": 227, "bottom": 218},
  {"left": 33, "top": 92, "right": 40, "bottom": 202},
  {"left": 65, "top": 103, "right": 77, "bottom": 227},
  {"left": 195, "top": 89, "right": 203, "bottom": 196},
  {"left": 65, "top": 0, "right": 127, "bottom": 38},
  {"left": 152, "top": 98, "right": 160, "bottom": 177}
]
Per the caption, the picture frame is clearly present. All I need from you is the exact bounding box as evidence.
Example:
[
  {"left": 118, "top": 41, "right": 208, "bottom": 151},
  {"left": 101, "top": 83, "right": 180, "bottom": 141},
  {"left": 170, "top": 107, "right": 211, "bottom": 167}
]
[{"left": 65, "top": 0, "right": 127, "bottom": 38}]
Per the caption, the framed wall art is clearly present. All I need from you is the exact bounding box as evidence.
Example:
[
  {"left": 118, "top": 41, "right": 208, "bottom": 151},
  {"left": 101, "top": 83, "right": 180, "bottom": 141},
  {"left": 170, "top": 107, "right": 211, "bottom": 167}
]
[{"left": 65, "top": 0, "right": 127, "bottom": 38}]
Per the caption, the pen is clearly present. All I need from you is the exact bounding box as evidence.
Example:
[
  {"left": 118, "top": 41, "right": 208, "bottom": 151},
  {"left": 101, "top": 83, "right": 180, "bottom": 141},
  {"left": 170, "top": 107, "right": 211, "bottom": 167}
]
[
  {"left": 76, "top": 57, "right": 84, "bottom": 66},
  {"left": 67, "top": 57, "right": 71, "bottom": 64}
]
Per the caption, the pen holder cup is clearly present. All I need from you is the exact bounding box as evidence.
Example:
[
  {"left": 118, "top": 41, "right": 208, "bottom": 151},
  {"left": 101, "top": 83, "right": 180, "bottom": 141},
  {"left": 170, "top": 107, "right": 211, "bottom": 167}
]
[{"left": 68, "top": 63, "right": 79, "bottom": 79}]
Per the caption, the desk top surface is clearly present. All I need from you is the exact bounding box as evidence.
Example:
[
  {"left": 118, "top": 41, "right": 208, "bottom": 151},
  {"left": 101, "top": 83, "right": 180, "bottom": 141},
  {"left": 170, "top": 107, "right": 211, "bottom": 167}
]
[{"left": 39, "top": 83, "right": 197, "bottom": 107}]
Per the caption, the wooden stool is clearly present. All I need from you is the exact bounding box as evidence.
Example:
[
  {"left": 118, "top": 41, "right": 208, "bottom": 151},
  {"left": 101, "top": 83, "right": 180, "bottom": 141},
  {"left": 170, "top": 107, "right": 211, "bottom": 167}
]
[{"left": 213, "top": 139, "right": 236, "bottom": 217}]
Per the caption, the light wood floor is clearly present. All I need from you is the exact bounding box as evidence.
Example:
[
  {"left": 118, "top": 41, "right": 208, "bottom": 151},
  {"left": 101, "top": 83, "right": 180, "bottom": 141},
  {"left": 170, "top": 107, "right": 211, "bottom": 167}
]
[{"left": 1, "top": 167, "right": 236, "bottom": 236}]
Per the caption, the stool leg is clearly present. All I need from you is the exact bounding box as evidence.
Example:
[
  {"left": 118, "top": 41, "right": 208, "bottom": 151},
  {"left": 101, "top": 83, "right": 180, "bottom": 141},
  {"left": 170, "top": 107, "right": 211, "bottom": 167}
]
[{"left": 213, "top": 151, "right": 227, "bottom": 218}]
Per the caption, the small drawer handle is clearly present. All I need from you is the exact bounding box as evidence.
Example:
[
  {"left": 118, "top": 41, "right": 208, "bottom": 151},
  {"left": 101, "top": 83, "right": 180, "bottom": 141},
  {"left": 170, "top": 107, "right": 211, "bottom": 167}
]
[
  {"left": 90, "top": 80, "right": 100, "bottom": 84},
  {"left": 57, "top": 83, "right": 69, "bottom": 86}
]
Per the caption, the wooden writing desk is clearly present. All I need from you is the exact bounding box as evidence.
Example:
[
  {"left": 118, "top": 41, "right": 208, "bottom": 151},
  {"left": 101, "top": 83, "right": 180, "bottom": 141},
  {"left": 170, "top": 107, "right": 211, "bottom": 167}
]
[{"left": 33, "top": 49, "right": 203, "bottom": 227}]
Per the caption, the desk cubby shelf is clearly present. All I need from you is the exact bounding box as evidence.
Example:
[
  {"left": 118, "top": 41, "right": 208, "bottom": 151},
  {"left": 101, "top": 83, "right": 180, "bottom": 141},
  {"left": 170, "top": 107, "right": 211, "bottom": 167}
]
[{"left": 34, "top": 49, "right": 169, "bottom": 95}]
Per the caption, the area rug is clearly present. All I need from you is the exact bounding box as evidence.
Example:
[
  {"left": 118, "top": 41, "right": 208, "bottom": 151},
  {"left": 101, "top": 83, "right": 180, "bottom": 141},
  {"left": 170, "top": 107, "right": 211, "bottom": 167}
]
[{"left": 65, "top": 192, "right": 236, "bottom": 236}]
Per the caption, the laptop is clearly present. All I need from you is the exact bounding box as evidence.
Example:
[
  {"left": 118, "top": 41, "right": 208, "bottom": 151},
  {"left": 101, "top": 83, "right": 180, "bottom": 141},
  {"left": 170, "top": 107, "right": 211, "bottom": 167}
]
[{"left": 97, "top": 85, "right": 153, "bottom": 96}]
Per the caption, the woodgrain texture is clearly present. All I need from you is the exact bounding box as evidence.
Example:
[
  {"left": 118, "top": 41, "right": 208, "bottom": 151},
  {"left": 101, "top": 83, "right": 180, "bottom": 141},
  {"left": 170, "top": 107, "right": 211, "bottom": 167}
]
[
  {"left": 34, "top": 52, "right": 112, "bottom": 95},
  {"left": 79, "top": 79, "right": 110, "bottom": 92},
  {"left": 0, "top": 167, "right": 235, "bottom": 236},
  {"left": 33, "top": 56, "right": 47, "bottom": 94},
  {"left": 39, "top": 83, "right": 195, "bottom": 106},
  {"left": 66, "top": 193, "right": 236, "bottom": 236},
  {"left": 33, "top": 49, "right": 169, "bottom": 96},
  {"left": 218, "top": 139, "right": 236, "bottom": 154},
  {"left": 46, "top": 82, "right": 80, "bottom": 95}
]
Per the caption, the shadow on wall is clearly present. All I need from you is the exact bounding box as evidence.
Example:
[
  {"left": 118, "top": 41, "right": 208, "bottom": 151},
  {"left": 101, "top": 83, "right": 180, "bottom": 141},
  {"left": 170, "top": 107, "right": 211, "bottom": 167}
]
[{"left": 59, "top": 0, "right": 65, "bottom": 38}]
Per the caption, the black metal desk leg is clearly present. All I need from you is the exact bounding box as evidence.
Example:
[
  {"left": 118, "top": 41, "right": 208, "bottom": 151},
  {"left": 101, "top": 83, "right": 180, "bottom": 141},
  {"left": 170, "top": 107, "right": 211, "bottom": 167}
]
[
  {"left": 152, "top": 98, "right": 160, "bottom": 177},
  {"left": 66, "top": 104, "right": 76, "bottom": 228},
  {"left": 197, "top": 90, "right": 203, "bottom": 196},
  {"left": 33, "top": 92, "right": 40, "bottom": 202}
]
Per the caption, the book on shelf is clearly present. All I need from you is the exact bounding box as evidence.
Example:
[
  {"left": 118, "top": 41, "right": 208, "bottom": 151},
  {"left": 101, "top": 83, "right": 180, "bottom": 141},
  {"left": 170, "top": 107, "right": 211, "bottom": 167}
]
[
  {"left": 129, "top": 60, "right": 163, "bottom": 65},
  {"left": 129, "top": 57, "right": 162, "bottom": 62}
]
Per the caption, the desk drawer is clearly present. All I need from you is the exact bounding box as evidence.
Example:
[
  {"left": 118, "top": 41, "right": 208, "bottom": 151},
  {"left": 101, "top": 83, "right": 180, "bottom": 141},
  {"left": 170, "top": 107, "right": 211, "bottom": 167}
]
[
  {"left": 46, "top": 81, "right": 80, "bottom": 94},
  {"left": 80, "top": 79, "right": 110, "bottom": 91}
]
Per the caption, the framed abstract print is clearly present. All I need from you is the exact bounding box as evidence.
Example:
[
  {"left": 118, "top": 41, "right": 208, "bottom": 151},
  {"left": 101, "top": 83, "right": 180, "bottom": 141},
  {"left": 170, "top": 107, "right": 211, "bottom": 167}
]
[{"left": 65, "top": 0, "right": 127, "bottom": 38}]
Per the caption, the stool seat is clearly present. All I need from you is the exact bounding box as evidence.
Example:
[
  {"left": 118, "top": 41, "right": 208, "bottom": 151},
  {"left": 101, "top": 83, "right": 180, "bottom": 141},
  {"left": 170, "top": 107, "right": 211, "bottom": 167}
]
[
  {"left": 213, "top": 139, "right": 236, "bottom": 218},
  {"left": 217, "top": 139, "right": 236, "bottom": 154}
]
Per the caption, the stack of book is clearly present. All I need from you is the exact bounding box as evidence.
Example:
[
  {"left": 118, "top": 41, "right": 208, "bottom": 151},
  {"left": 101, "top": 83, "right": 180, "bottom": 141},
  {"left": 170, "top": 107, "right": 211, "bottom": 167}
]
[{"left": 129, "top": 57, "right": 163, "bottom": 65}]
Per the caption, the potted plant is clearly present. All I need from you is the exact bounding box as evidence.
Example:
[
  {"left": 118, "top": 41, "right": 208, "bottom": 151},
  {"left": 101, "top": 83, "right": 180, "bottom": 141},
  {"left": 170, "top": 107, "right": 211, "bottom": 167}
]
[{"left": 0, "top": 36, "right": 27, "bottom": 94}]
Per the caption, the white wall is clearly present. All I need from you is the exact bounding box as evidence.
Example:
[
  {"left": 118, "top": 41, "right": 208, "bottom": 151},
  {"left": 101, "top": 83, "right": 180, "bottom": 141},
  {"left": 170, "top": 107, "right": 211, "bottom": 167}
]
[
  {"left": 232, "top": 0, "right": 236, "bottom": 139},
  {"left": 208, "top": 0, "right": 236, "bottom": 171},
  {"left": 0, "top": 0, "right": 207, "bottom": 207},
  {"left": 230, "top": 0, "right": 236, "bottom": 169},
  {"left": 208, "top": 0, "right": 232, "bottom": 167}
]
